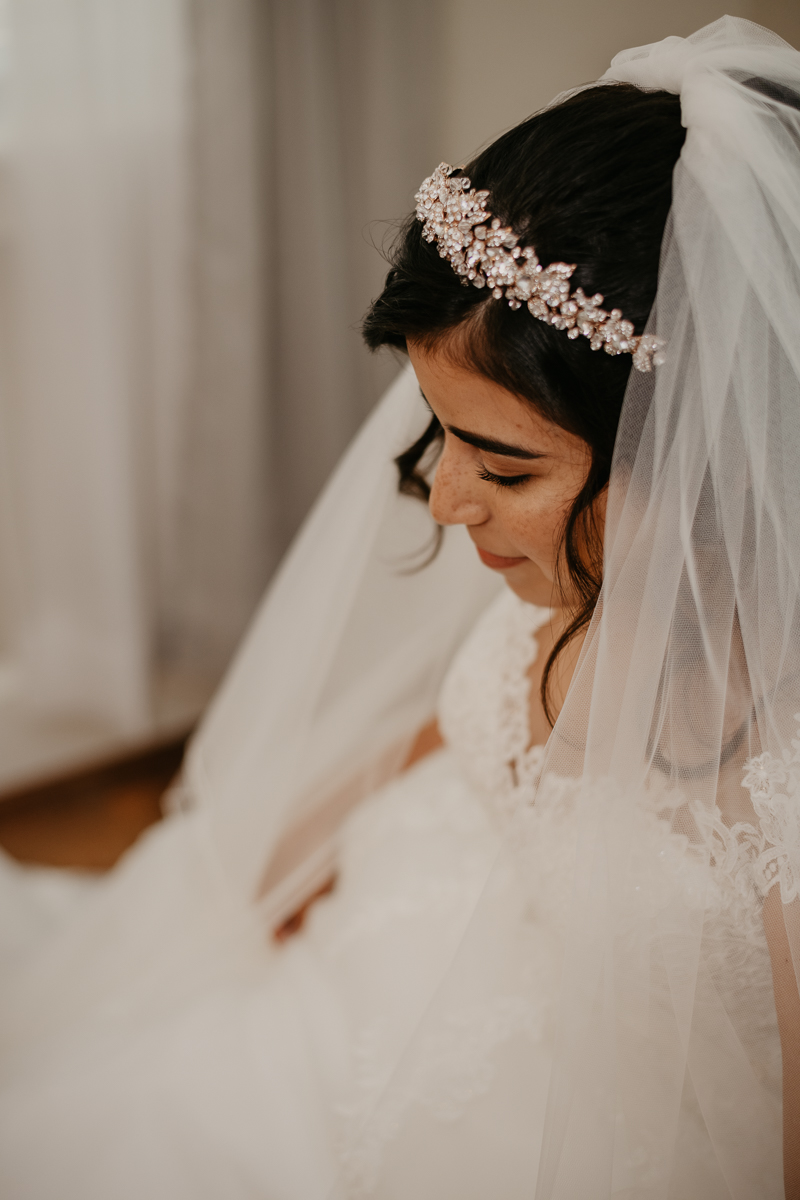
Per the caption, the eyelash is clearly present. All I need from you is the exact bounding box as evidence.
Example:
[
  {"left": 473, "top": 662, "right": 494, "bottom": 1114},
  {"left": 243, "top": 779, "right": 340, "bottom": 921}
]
[{"left": 477, "top": 466, "right": 531, "bottom": 489}]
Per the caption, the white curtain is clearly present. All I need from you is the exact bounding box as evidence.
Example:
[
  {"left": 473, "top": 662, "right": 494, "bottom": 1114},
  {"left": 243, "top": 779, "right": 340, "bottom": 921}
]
[
  {"left": 0, "top": 0, "right": 441, "bottom": 792},
  {"left": 0, "top": 0, "right": 194, "bottom": 787}
]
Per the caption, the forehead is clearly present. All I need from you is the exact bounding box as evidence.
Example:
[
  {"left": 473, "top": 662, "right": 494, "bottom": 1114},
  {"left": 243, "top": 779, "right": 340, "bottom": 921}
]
[{"left": 407, "top": 340, "right": 582, "bottom": 456}]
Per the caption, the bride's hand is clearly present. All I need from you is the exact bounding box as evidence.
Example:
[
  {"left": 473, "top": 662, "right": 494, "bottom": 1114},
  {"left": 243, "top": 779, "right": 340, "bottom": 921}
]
[
  {"left": 273, "top": 874, "right": 337, "bottom": 942},
  {"left": 402, "top": 719, "right": 443, "bottom": 770}
]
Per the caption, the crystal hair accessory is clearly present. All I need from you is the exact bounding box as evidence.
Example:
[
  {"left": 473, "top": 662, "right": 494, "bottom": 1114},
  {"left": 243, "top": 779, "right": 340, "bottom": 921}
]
[{"left": 415, "top": 162, "right": 666, "bottom": 373}]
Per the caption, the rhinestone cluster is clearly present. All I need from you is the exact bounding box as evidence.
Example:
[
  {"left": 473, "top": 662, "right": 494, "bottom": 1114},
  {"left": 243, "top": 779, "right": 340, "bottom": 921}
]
[{"left": 415, "top": 163, "right": 666, "bottom": 373}]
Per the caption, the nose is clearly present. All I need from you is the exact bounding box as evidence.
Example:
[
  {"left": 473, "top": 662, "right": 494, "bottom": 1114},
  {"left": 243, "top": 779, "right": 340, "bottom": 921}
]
[{"left": 429, "top": 439, "right": 489, "bottom": 528}]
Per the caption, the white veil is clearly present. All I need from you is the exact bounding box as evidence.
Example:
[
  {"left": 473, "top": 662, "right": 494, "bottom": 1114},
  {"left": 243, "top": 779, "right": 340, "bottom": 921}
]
[
  {"left": 184, "top": 368, "right": 500, "bottom": 917},
  {"left": 2, "top": 16, "right": 798, "bottom": 1200},
  {"left": 185, "top": 14, "right": 799, "bottom": 1197}
]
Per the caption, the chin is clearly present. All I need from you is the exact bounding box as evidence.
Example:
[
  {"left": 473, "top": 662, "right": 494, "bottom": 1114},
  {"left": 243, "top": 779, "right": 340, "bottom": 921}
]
[{"left": 503, "top": 570, "right": 557, "bottom": 609}]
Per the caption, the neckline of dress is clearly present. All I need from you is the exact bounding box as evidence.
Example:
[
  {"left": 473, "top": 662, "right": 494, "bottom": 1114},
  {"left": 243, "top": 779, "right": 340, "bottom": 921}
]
[{"left": 503, "top": 595, "right": 553, "bottom": 790}]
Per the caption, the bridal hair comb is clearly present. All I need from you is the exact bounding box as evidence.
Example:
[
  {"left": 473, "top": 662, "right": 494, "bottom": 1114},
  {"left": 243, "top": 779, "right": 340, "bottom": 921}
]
[{"left": 415, "top": 163, "right": 665, "bottom": 373}]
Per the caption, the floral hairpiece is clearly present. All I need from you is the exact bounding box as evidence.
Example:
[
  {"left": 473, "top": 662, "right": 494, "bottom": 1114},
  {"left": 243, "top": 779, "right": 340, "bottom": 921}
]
[{"left": 415, "top": 163, "right": 665, "bottom": 373}]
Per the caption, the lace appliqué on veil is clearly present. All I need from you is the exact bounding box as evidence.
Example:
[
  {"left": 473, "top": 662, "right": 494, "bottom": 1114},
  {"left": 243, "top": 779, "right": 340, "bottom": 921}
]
[
  {"left": 695, "top": 717, "right": 800, "bottom": 909},
  {"left": 739, "top": 719, "right": 800, "bottom": 904}
]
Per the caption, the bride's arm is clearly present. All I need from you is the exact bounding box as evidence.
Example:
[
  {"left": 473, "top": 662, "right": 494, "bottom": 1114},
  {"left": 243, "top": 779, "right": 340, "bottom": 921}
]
[{"left": 763, "top": 886, "right": 800, "bottom": 1198}]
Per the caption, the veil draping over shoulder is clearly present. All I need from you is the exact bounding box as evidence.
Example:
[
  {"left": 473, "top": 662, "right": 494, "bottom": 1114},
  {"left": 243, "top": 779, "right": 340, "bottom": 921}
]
[
  {"left": 1, "top": 16, "right": 797, "bottom": 1200},
  {"left": 184, "top": 14, "right": 800, "bottom": 1197},
  {"left": 184, "top": 369, "right": 501, "bottom": 916}
]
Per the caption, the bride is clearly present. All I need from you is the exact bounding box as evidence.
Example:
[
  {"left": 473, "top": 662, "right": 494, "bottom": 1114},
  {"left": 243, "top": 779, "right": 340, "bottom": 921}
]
[{"left": 1, "top": 16, "right": 798, "bottom": 1199}]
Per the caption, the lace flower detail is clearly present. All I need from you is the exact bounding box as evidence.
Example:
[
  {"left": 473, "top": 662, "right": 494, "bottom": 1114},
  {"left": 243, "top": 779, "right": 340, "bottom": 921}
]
[
  {"left": 741, "top": 721, "right": 800, "bottom": 904},
  {"left": 742, "top": 753, "right": 787, "bottom": 801}
]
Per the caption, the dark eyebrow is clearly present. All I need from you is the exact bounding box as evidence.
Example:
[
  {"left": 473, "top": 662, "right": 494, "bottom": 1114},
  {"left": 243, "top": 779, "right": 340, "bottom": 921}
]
[
  {"left": 419, "top": 390, "right": 545, "bottom": 460},
  {"left": 447, "top": 425, "right": 546, "bottom": 460}
]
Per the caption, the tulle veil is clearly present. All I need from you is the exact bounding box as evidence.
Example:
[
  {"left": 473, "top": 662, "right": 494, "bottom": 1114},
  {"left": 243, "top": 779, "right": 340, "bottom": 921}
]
[
  {"left": 186, "top": 15, "right": 800, "bottom": 1195},
  {"left": 2, "top": 14, "right": 799, "bottom": 1198}
]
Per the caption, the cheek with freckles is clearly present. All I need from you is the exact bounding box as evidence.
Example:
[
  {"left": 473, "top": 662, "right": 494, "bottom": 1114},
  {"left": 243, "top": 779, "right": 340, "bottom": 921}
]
[
  {"left": 407, "top": 340, "right": 594, "bottom": 607},
  {"left": 484, "top": 469, "right": 580, "bottom": 574},
  {"left": 499, "top": 497, "right": 562, "bottom": 576}
]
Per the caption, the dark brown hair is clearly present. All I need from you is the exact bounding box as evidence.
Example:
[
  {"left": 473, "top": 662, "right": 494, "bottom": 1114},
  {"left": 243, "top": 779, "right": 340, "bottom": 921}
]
[{"left": 363, "top": 82, "right": 685, "bottom": 723}]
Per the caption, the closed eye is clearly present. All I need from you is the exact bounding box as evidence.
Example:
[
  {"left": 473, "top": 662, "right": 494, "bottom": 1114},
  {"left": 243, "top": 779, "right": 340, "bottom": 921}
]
[{"left": 477, "top": 466, "right": 531, "bottom": 489}]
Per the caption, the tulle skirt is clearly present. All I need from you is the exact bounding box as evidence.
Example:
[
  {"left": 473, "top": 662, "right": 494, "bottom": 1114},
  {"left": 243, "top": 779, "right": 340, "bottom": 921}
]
[
  {"left": 0, "top": 749, "right": 505, "bottom": 1199},
  {"left": 0, "top": 744, "right": 757, "bottom": 1198}
]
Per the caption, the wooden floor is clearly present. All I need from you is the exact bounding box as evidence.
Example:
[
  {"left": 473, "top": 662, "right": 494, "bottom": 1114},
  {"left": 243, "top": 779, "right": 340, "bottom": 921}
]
[{"left": 0, "top": 736, "right": 189, "bottom": 870}]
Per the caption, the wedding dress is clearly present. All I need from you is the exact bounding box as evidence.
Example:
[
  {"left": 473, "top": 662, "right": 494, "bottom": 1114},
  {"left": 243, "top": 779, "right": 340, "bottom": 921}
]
[
  {"left": 0, "top": 581, "right": 784, "bottom": 1199},
  {"left": 1, "top": 16, "right": 799, "bottom": 1199},
  {"left": 0, "top": 591, "right": 569, "bottom": 1199}
]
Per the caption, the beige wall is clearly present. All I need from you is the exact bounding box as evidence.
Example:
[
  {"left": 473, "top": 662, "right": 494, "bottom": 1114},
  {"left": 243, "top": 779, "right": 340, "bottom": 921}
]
[{"left": 437, "top": 1, "right": 799, "bottom": 166}]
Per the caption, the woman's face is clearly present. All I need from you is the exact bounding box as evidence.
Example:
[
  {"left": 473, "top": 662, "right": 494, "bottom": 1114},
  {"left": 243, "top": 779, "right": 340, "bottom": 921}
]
[{"left": 408, "top": 341, "right": 596, "bottom": 609}]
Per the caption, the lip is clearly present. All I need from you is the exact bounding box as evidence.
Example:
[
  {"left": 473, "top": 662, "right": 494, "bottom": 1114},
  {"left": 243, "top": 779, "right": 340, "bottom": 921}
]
[{"left": 476, "top": 547, "right": 528, "bottom": 570}]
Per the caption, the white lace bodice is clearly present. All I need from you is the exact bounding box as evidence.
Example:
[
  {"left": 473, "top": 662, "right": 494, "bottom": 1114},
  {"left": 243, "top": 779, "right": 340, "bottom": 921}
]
[
  {"left": 437, "top": 587, "right": 798, "bottom": 913},
  {"left": 437, "top": 589, "right": 550, "bottom": 823},
  {"left": 435, "top": 585, "right": 783, "bottom": 1103},
  {"left": 333, "top": 587, "right": 784, "bottom": 1192}
]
